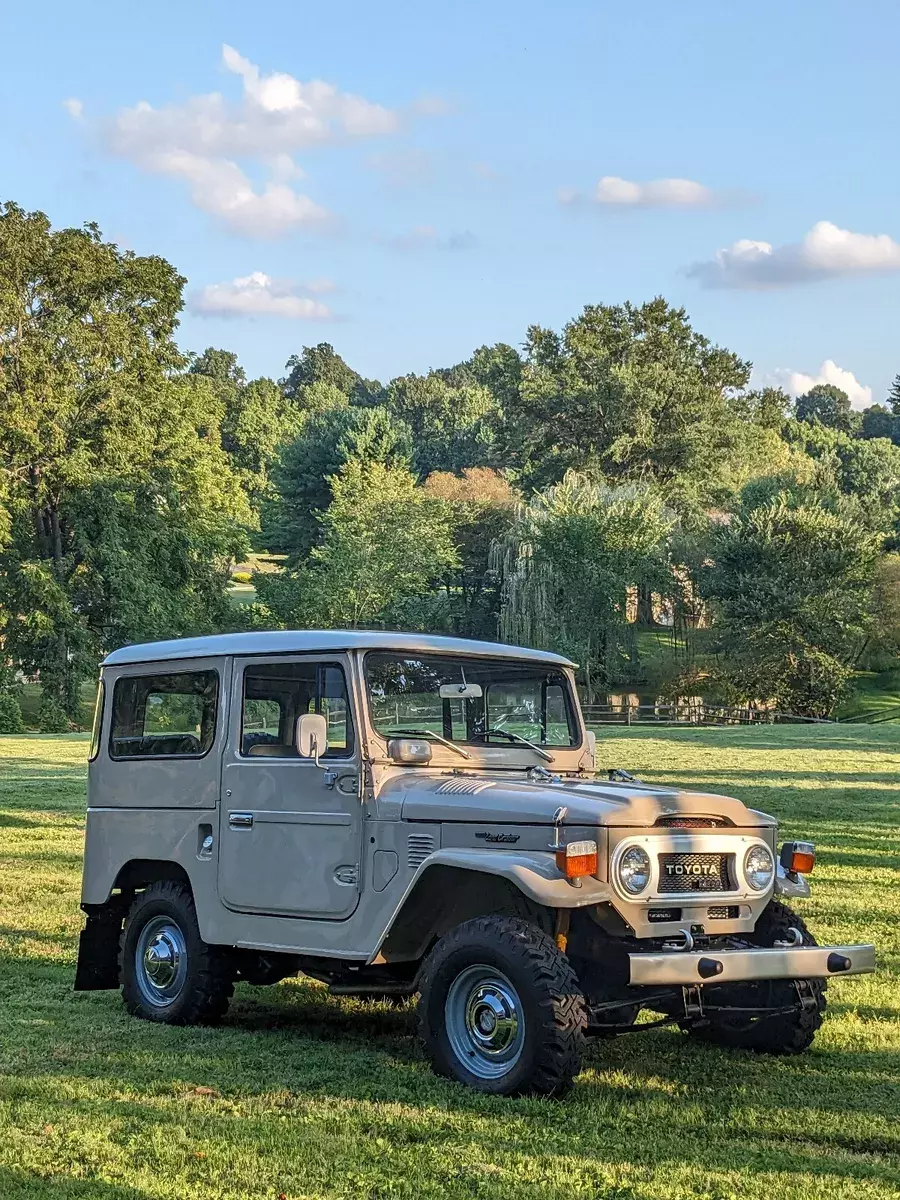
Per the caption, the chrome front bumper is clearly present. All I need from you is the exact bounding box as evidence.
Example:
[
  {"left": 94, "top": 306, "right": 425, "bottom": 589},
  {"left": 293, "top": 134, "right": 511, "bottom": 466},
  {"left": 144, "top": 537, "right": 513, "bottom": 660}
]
[{"left": 629, "top": 943, "right": 876, "bottom": 987}]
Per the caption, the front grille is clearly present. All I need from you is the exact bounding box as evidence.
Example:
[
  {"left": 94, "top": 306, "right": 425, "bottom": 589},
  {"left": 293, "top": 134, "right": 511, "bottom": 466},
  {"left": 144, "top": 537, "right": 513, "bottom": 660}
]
[
  {"left": 707, "top": 905, "right": 739, "bottom": 919},
  {"left": 657, "top": 852, "right": 734, "bottom": 894}
]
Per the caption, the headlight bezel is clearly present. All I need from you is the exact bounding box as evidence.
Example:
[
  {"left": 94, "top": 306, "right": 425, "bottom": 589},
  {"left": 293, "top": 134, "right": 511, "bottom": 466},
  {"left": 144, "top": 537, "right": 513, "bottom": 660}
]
[
  {"left": 617, "top": 844, "right": 652, "bottom": 895},
  {"left": 744, "top": 842, "right": 775, "bottom": 891}
]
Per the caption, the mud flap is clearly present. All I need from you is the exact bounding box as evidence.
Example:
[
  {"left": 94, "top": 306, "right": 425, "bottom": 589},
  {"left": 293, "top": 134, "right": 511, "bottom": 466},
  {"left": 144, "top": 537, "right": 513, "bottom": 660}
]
[{"left": 74, "top": 910, "right": 122, "bottom": 991}]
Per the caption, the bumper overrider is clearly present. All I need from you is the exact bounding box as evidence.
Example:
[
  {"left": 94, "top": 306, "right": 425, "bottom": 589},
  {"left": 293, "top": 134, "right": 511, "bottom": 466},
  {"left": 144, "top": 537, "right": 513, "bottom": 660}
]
[{"left": 629, "top": 942, "right": 877, "bottom": 987}]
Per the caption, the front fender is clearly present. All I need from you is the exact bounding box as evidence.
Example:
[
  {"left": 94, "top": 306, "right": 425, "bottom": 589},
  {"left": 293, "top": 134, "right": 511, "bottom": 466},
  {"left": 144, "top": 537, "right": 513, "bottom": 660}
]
[{"left": 370, "top": 848, "right": 611, "bottom": 963}]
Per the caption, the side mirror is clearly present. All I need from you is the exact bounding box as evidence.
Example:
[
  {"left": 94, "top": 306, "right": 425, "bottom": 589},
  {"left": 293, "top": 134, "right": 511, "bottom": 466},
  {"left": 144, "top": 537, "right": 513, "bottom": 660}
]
[
  {"left": 585, "top": 729, "right": 597, "bottom": 767},
  {"left": 296, "top": 712, "right": 328, "bottom": 764}
]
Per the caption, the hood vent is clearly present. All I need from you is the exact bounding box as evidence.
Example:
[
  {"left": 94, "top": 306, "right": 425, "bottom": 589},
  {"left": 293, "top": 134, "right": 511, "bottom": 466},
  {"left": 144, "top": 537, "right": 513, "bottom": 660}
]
[
  {"left": 436, "top": 779, "right": 495, "bottom": 796},
  {"left": 407, "top": 834, "right": 435, "bottom": 869},
  {"left": 655, "top": 815, "right": 725, "bottom": 829}
]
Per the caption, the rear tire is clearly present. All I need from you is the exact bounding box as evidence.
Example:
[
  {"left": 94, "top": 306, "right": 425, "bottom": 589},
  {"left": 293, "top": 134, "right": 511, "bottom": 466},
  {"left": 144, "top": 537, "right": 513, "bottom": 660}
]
[
  {"left": 418, "top": 915, "right": 587, "bottom": 1096},
  {"left": 687, "top": 900, "right": 826, "bottom": 1054},
  {"left": 121, "top": 881, "right": 234, "bottom": 1025}
]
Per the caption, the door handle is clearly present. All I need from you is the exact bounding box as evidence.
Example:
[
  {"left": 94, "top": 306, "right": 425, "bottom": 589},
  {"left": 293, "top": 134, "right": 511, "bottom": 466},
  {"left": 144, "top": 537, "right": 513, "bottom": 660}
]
[{"left": 229, "top": 812, "right": 254, "bottom": 829}]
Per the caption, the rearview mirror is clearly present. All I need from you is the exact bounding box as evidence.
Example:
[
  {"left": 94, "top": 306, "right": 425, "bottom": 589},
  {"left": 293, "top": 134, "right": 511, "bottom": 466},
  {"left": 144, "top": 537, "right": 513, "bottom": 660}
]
[
  {"left": 296, "top": 712, "right": 328, "bottom": 763},
  {"left": 438, "top": 682, "right": 483, "bottom": 699}
]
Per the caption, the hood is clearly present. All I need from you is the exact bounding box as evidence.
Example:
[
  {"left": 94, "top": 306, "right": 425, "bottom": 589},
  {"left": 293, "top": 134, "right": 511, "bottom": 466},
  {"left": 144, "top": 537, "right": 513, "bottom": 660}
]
[{"left": 385, "top": 773, "right": 773, "bottom": 828}]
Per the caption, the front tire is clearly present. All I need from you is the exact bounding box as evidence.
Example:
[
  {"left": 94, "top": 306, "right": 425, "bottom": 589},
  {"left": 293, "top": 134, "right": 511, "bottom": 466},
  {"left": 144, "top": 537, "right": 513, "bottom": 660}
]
[
  {"left": 687, "top": 900, "right": 826, "bottom": 1054},
  {"left": 120, "top": 881, "right": 234, "bottom": 1025},
  {"left": 418, "top": 916, "right": 587, "bottom": 1096}
]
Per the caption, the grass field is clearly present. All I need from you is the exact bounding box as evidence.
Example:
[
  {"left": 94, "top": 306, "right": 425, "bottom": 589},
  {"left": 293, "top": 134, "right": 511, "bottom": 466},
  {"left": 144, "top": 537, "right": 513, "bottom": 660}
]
[{"left": 0, "top": 727, "right": 898, "bottom": 1199}]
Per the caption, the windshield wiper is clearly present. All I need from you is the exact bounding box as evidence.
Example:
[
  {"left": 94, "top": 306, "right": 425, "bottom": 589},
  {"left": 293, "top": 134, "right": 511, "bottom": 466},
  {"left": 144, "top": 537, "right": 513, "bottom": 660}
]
[
  {"left": 386, "top": 728, "right": 471, "bottom": 760},
  {"left": 471, "top": 727, "right": 555, "bottom": 763}
]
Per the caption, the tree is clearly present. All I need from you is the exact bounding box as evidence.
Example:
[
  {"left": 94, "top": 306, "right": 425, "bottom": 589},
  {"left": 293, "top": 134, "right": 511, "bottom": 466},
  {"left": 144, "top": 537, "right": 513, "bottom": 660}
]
[
  {"left": 280, "top": 342, "right": 380, "bottom": 407},
  {"left": 0, "top": 202, "right": 250, "bottom": 717},
  {"left": 702, "top": 484, "right": 880, "bottom": 716},
  {"left": 383, "top": 372, "right": 501, "bottom": 476},
  {"left": 492, "top": 473, "right": 677, "bottom": 697},
  {"left": 511, "top": 298, "right": 752, "bottom": 497},
  {"left": 423, "top": 467, "right": 519, "bottom": 637},
  {"left": 790, "top": 422, "right": 900, "bottom": 536},
  {"left": 860, "top": 404, "right": 898, "bottom": 443},
  {"left": 795, "top": 384, "right": 858, "bottom": 434},
  {"left": 888, "top": 374, "right": 900, "bottom": 415},
  {"left": 264, "top": 406, "right": 413, "bottom": 560},
  {"left": 190, "top": 349, "right": 303, "bottom": 507},
  {"left": 254, "top": 460, "right": 458, "bottom": 629}
]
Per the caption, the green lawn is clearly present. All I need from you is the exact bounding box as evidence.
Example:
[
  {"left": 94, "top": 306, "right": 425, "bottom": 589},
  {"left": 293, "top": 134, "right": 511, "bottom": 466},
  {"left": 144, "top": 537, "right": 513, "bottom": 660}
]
[
  {"left": 837, "top": 670, "right": 900, "bottom": 723},
  {"left": 0, "top": 727, "right": 898, "bottom": 1199}
]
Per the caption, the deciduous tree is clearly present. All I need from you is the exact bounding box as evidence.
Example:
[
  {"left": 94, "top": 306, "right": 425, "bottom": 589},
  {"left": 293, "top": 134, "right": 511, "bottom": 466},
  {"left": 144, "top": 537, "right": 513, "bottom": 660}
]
[{"left": 0, "top": 202, "right": 249, "bottom": 718}]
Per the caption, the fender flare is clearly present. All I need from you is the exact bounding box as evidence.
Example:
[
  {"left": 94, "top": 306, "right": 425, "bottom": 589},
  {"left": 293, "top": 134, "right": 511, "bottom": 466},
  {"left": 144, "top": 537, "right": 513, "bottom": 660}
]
[{"left": 371, "top": 848, "right": 611, "bottom": 961}]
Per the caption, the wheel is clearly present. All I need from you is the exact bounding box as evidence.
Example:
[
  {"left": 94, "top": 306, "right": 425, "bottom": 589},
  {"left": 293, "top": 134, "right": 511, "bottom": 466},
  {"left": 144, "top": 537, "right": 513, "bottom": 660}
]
[
  {"left": 686, "top": 900, "right": 827, "bottom": 1054},
  {"left": 418, "top": 915, "right": 587, "bottom": 1096},
  {"left": 120, "top": 881, "right": 234, "bottom": 1025}
]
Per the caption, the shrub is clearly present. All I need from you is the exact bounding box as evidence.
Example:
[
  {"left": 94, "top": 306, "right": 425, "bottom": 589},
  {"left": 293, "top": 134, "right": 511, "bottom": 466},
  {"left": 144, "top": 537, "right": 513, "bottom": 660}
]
[
  {"left": 232, "top": 571, "right": 253, "bottom": 585},
  {"left": 38, "top": 696, "right": 71, "bottom": 734},
  {"left": 0, "top": 690, "right": 25, "bottom": 734}
]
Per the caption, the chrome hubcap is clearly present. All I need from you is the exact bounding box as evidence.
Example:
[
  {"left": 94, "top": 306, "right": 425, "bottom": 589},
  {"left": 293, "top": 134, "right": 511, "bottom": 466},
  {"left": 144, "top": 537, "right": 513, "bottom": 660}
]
[
  {"left": 445, "top": 966, "right": 525, "bottom": 1080},
  {"left": 135, "top": 917, "right": 187, "bottom": 1007}
]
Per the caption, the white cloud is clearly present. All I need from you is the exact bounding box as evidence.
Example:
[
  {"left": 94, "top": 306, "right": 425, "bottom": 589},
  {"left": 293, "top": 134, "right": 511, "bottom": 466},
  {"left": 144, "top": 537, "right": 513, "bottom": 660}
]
[
  {"left": 62, "top": 97, "right": 84, "bottom": 120},
  {"left": 384, "top": 225, "right": 476, "bottom": 252},
  {"left": 138, "top": 150, "right": 330, "bottom": 239},
  {"left": 688, "top": 220, "right": 900, "bottom": 289},
  {"left": 102, "top": 44, "right": 410, "bottom": 237},
  {"left": 760, "top": 361, "right": 873, "bottom": 411},
  {"left": 561, "top": 175, "right": 721, "bottom": 209},
  {"left": 190, "top": 271, "right": 334, "bottom": 319},
  {"left": 594, "top": 176, "right": 715, "bottom": 207}
]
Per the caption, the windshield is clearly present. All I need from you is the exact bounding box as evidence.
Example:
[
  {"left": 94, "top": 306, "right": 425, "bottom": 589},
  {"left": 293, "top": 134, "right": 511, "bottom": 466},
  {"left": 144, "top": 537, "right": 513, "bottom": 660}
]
[{"left": 364, "top": 652, "right": 580, "bottom": 748}]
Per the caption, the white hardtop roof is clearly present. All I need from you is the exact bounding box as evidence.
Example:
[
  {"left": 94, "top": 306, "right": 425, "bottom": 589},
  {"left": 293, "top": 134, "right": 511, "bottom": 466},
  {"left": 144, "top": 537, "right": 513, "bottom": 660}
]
[{"left": 102, "top": 629, "right": 576, "bottom": 668}]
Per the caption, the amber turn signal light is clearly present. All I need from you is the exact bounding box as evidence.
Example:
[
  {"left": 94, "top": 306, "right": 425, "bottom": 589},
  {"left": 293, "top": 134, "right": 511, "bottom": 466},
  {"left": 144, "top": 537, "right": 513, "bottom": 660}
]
[
  {"left": 556, "top": 839, "right": 598, "bottom": 879},
  {"left": 780, "top": 840, "right": 816, "bottom": 875}
]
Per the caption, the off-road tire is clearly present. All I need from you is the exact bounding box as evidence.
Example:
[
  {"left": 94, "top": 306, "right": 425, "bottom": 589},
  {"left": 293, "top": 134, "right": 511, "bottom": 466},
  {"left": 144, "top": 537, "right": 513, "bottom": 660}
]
[
  {"left": 120, "top": 881, "right": 234, "bottom": 1025},
  {"left": 418, "top": 915, "right": 587, "bottom": 1096},
  {"left": 688, "top": 899, "right": 826, "bottom": 1054}
]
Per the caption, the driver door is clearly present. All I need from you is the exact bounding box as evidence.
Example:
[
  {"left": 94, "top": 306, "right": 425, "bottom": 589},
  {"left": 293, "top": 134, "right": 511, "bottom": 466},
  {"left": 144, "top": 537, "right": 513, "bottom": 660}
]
[{"left": 217, "top": 655, "right": 362, "bottom": 919}]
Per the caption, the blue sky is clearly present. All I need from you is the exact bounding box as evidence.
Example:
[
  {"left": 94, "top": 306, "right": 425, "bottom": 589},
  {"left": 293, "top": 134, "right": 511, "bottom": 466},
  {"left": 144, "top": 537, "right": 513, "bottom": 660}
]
[{"left": 4, "top": 0, "right": 898, "bottom": 405}]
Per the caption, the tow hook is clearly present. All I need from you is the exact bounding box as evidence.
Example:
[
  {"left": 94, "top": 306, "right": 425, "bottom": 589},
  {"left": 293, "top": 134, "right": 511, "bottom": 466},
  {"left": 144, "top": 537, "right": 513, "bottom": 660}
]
[
  {"left": 662, "top": 929, "right": 695, "bottom": 952},
  {"left": 774, "top": 927, "right": 804, "bottom": 948}
]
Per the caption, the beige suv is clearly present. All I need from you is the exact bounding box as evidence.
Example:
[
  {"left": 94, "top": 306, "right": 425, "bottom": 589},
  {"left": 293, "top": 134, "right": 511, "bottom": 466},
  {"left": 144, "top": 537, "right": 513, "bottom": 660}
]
[{"left": 76, "top": 630, "right": 875, "bottom": 1096}]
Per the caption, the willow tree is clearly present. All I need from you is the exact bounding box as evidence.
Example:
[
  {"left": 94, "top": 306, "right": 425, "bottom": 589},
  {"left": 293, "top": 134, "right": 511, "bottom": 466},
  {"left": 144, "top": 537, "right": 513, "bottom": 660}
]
[{"left": 491, "top": 473, "right": 676, "bottom": 698}]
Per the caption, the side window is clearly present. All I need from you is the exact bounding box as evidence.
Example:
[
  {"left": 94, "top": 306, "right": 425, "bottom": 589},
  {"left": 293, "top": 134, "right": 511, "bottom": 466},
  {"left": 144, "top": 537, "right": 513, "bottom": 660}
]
[
  {"left": 110, "top": 671, "right": 218, "bottom": 759},
  {"left": 319, "top": 665, "right": 352, "bottom": 755},
  {"left": 89, "top": 679, "right": 104, "bottom": 762},
  {"left": 240, "top": 662, "right": 354, "bottom": 758}
]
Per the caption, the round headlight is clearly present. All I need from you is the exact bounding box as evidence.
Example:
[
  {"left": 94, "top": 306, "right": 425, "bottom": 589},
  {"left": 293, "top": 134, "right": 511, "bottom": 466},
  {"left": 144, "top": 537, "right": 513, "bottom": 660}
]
[
  {"left": 744, "top": 843, "right": 775, "bottom": 891},
  {"left": 618, "top": 845, "right": 651, "bottom": 895}
]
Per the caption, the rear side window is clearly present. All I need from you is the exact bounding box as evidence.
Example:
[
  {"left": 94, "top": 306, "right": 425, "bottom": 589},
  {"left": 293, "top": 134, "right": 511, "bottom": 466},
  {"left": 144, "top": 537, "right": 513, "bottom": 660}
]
[
  {"left": 89, "top": 680, "right": 105, "bottom": 762},
  {"left": 110, "top": 671, "right": 219, "bottom": 759}
]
